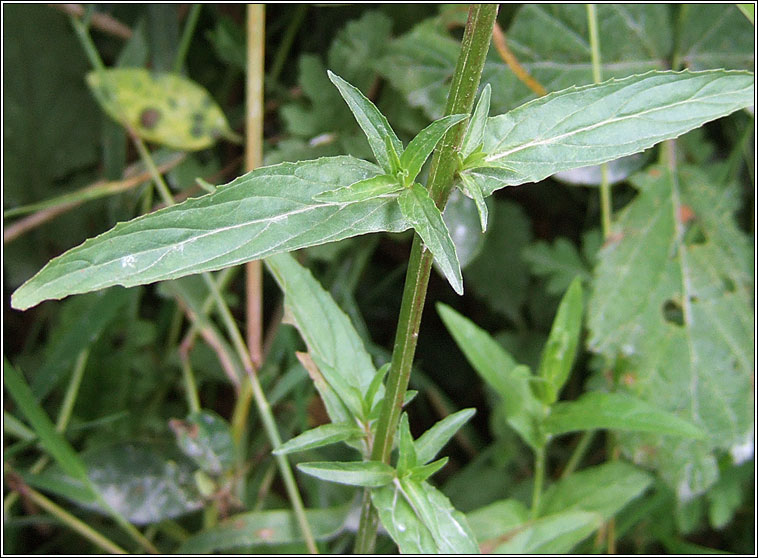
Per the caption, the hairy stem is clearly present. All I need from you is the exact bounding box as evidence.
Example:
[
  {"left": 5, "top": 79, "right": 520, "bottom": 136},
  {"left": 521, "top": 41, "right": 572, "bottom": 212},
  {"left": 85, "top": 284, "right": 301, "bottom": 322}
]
[{"left": 354, "top": 5, "right": 498, "bottom": 552}]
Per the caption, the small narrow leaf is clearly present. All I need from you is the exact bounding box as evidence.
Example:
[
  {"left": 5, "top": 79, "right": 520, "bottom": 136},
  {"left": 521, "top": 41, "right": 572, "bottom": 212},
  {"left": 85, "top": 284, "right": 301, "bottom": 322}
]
[
  {"left": 397, "top": 414, "right": 418, "bottom": 474},
  {"left": 399, "top": 114, "right": 468, "bottom": 184},
  {"left": 459, "top": 173, "right": 489, "bottom": 232},
  {"left": 364, "top": 363, "right": 390, "bottom": 415},
  {"left": 437, "top": 303, "right": 545, "bottom": 450},
  {"left": 460, "top": 83, "right": 491, "bottom": 158},
  {"left": 297, "top": 461, "right": 395, "bottom": 488},
  {"left": 398, "top": 184, "right": 463, "bottom": 295},
  {"left": 267, "top": 253, "right": 382, "bottom": 422},
  {"left": 414, "top": 408, "right": 475, "bottom": 465},
  {"left": 86, "top": 68, "right": 239, "bottom": 151},
  {"left": 4, "top": 359, "right": 90, "bottom": 481},
  {"left": 465, "top": 70, "right": 755, "bottom": 195},
  {"left": 273, "top": 423, "right": 363, "bottom": 456},
  {"left": 312, "top": 174, "right": 402, "bottom": 203},
  {"left": 544, "top": 392, "right": 707, "bottom": 438},
  {"left": 327, "top": 70, "right": 403, "bottom": 173},
  {"left": 409, "top": 457, "right": 448, "bottom": 482},
  {"left": 536, "top": 277, "right": 583, "bottom": 404}
]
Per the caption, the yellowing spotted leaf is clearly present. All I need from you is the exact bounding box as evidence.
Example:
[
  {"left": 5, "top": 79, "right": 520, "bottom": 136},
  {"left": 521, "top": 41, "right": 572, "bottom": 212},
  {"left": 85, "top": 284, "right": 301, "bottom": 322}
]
[{"left": 86, "top": 68, "right": 240, "bottom": 151}]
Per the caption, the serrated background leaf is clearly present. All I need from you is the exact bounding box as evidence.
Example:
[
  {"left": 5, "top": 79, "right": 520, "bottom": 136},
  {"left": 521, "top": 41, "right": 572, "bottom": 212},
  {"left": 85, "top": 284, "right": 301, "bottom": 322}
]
[
  {"left": 587, "top": 164, "right": 753, "bottom": 499},
  {"left": 678, "top": 4, "right": 754, "bottom": 70},
  {"left": 380, "top": 5, "right": 673, "bottom": 120},
  {"left": 12, "top": 157, "right": 410, "bottom": 310}
]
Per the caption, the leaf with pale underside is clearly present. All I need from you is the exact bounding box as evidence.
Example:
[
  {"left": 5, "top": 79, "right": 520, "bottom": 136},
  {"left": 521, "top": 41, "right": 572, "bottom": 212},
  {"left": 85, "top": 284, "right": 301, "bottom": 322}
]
[
  {"left": 267, "top": 252, "right": 383, "bottom": 422},
  {"left": 463, "top": 70, "right": 754, "bottom": 195},
  {"left": 372, "top": 478, "right": 479, "bottom": 554},
  {"left": 398, "top": 183, "right": 463, "bottom": 295},
  {"left": 12, "top": 156, "right": 410, "bottom": 310}
]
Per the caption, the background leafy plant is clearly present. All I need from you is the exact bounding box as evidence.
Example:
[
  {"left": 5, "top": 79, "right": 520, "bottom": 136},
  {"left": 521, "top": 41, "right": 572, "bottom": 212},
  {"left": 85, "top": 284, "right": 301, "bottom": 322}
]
[{"left": 3, "top": 4, "right": 754, "bottom": 555}]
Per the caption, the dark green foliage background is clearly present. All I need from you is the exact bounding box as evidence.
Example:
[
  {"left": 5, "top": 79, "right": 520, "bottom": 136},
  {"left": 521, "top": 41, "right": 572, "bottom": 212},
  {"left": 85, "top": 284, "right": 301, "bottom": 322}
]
[{"left": 3, "top": 4, "right": 754, "bottom": 554}]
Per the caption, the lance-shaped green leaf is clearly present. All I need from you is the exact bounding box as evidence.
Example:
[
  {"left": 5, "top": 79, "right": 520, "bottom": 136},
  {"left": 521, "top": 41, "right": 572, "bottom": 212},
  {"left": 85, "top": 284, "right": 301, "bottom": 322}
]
[
  {"left": 541, "top": 461, "right": 652, "bottom": 520},
  {"left": 459, "top": 173, "right": 489, "bottom": 232},
  {"left": 87, "top": 68, "right": 240, "bottom": 151},
  {"left": 464, "top": 70, "right": 754, "bottom": 195},
  {"left": 437, "top": 303, "right": 545, "bottom": 450},
  {"left": 12, "top": 156, "right": 410, "bottom": 310},
  {"left": 363, "top": 363, "right": 390, "bottom": 416},
  {"left": 327, "top": 70, "right": 403, "bottom": 173},
  {"left": 399, "top": 114, "right": 468, "bottom": 184},
  {"left": 460, "top": 83, "right": 491, "bottom": 159},
  {"left": 312, "top": 174, "right": 402, "bottom": 203},
  {"left": 414, "top": 408, "right": 475, "bottom": 465},
  {"left": 297, "top": 461, "right": 395, "bottom": 488},
  {"left": 544, "top": 392, "right": 706, "bottom": 439},
  {"left": 536, "top": 277, "right": 583, "bottom": 404},
  {"left": 409, "top": 457, "right": 448, "bottom": 483},
  {"left": 398, "top": 183, "right": 463, "bottom": 295},
  {"left": 372, "top": 478, "right": 480, "bottom": 554},
  {"left": 272, "top": 423, "right": 363, "bottom": 456},
  {"left": 397, "top": 414, "right": 418, "bottom": 474},
  {"left": 267, "top": 253, "right": 383, "bottom": 422}
]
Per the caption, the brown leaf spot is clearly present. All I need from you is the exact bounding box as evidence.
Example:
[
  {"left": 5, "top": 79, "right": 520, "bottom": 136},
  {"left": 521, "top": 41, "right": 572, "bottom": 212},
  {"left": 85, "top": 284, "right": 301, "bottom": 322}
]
[
  {"left": 140, "top": 107, "right": 162, "bottom": 129},
  {"left": 677, "top": 204, "right": 695, "bottom": 224}
]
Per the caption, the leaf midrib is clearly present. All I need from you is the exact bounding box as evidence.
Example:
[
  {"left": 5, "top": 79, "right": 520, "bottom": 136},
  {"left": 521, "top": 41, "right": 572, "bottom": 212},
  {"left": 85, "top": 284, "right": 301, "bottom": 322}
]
[{"left": 485, "top": 81, "right": 750, "bottom": 163}]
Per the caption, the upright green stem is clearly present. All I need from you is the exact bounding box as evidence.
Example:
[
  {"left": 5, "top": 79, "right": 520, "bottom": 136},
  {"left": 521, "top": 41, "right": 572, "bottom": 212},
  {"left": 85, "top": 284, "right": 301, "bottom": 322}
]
[
  {"left": 587, "top": 4, "right": 613, "bottom": 239},
  {"left": 354, "top": 5, "right": 498, "bottom": 553},
  {"left": 173, "top": 4, "right": 202, "bottom": 73},
  {"left": 531, "top": 446, "right": 546, "bottom": 520}
]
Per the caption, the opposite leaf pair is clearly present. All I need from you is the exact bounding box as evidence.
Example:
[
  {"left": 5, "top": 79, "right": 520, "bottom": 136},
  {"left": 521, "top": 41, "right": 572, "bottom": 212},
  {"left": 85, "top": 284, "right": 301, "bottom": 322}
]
[{"left": 316, "top": 71, "right": 470, "bottom": 295}]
